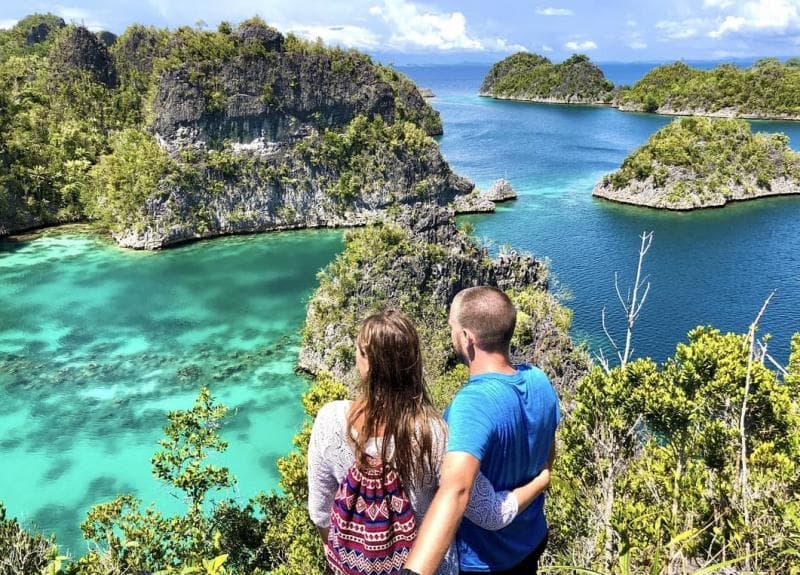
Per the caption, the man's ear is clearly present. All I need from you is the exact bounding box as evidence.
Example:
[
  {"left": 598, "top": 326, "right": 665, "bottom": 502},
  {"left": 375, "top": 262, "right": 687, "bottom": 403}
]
[{"left": 462, "top": 328, "right": 477, "bottom": 349}]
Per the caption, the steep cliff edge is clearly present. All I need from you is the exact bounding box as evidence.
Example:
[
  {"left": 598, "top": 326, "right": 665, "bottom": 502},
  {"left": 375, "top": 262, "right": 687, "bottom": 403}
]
[
  {"left": 593, "top": 117, "right": 800, "bottom": 210},
  {"left": 298, "top": 203, "right": 586, "bottom": 397}
]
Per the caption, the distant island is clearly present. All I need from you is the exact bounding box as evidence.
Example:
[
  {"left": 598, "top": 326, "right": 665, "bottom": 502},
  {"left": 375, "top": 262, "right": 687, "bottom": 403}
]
[
  {"left": 617, "top": 58, "right": 800, "bottom": 119},
  {"left": 482, "top": 54, "right": 800, "bottom": 122},
  {"left": 593, "top": 117, "right": 800, "bottom": 210},
  {"left": 479, "top": 52, "right": 615, "bottom": 104}
]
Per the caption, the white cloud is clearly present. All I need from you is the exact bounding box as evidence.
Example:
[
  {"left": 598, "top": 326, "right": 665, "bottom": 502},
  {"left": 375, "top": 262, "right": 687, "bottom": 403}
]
[
  {"left": 483, "top": 37, "right": 529, "bottom": 52},
  {"left": 536, "top": 7, "right": 574, "bottom": 16},
  {"left": 288, "top": 24, "right": 381, "bottom": 49},
  {"left": 52, "top": 5, "right": 109, "bottom": 31},
  {"left": 367, "top": 0, "right": 522, "bottom": 52},
  {"left": 541, "top": 44, "right": 554, "bottom": 52},
  {"left": 0, "top": 19, "right": 17, "bottom": 30},
  {"left": 626, "top": 19, "right": 637, "bottom": 27},
  {"left": 629, "top": 40, "right": 647, "bottom": 49},
  {"left": 709, "top": 16, "right": 747, "bottom": 37},
  {"left": 708, "top": 0, "right": 800, "bottom": 38},
  {"left": 655, "top": 19, "right": 705, "bottom": 39},
  {"left": 371, "top": 0, "right": 482, "bottom": 50},
  {"left": 704, "top": 0, "right": 735, "bottom": 8},
  {"left": 565, "top": 40, "right": 597, "bottom": 51}
]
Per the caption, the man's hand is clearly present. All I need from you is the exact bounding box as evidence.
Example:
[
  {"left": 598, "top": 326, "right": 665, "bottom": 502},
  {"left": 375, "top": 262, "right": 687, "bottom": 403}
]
[{"left": 404, "top": 451, "right": 481, "bottom": 575}]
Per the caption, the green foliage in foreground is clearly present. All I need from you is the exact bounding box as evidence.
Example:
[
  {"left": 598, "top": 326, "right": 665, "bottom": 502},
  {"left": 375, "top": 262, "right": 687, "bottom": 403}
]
[
  {"left": 618, "top": 58, "right": 800, "bottom": 116},
  {"left": 2, "top": 327, "right": 799, "bottom": 574},
  {"left": 551, "top": 328, "right": 800, "bottom": 574},
  {"left": 603, "top": 117, "right": 800, "bottom": 201},
  {"left": 481, "top": 52, "right": 614, "bottom": 102},
  {"left": 1, "top": 219, "right": 798, "bottom": 575}
]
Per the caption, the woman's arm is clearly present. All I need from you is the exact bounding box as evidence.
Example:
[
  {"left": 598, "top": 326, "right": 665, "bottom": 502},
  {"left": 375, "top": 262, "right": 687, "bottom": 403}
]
[
  {"left": 307, "top": 402, "right": 344, "bottom": 538},
  {"left": 512, "top": 442, "right": 555, "bottom": 511},
  {"left": 463, "top": 443, "right": 555, "bottom": 531}
]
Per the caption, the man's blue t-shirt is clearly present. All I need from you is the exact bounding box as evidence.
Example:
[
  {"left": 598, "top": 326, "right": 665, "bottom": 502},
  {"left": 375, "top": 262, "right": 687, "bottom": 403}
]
[{"left": 444, "top": 364, "right": 560, "bottom": 572}]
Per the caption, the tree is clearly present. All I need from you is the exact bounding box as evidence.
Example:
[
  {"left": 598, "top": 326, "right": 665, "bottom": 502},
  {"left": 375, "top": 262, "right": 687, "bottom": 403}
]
[{"left": 80, "top": 387, "right": 234, "bottom": 572}]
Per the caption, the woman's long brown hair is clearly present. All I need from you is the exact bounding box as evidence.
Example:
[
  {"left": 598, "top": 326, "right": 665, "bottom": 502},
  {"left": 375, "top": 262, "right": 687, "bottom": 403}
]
[{"left": 347, "top": 310, "right": 443, "bottom": 488}]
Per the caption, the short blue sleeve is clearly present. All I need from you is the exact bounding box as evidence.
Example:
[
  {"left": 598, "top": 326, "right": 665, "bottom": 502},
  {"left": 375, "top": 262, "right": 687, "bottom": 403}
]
[{"left": 444, "top": 385, "right": 494, "bottom": 461}]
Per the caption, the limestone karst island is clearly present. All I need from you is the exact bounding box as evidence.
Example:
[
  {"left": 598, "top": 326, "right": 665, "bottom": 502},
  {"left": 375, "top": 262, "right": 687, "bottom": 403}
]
[{"left": 1, "top": 6, "right": 799, "bottom": 575}]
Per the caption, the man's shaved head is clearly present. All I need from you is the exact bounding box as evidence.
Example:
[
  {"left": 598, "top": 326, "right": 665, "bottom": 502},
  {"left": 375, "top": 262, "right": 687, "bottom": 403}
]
[{"left": 451, "top": 286, "right": 516, "bottom": 353}]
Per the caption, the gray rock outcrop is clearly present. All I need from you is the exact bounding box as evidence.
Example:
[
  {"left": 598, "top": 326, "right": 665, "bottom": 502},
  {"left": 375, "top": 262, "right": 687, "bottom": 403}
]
[
  {"left": 50, "top": 26, "right": 117, "bottom": 88},
  {"left": 24, "top": 17, "right": 65, "bottom": 46},
  {"left": 113, "top": 137, "right": 474, "bottom": 249},
  {"left": 297, "top": 203, "right": 586, "bottom": 392},
  {"left": 151, "top": 52, "right": 398, "bottom": 152},
  {"left": 593, "top": 172, "right": 800, "bottom": 210},
  {"left": 484, "top": 178, "right": 517, "bottom": 202}
]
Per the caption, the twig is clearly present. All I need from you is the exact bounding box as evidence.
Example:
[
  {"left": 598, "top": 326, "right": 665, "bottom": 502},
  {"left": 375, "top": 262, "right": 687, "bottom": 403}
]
[{"left": 757, "top": 341, "right": 788, "bottom": 376}]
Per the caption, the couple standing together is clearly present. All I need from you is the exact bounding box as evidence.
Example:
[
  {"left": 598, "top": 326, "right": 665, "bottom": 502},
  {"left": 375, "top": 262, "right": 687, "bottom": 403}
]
[{"left": 307, "top": 286, "right": 560, "bottom": 575}]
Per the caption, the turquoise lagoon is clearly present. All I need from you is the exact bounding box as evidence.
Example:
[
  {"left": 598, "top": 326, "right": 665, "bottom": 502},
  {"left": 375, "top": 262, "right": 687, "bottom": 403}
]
[
  {"left": 0, "top": 228, "right": 343, "bottom": 553},
  {"left": 2, "top": 63, "right": 800, "bottom": 552}
]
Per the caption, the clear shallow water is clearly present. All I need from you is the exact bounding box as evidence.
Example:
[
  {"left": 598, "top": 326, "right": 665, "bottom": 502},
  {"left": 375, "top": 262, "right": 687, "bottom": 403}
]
[
  {"left": 400, "top": 65, "right": 800, "bottom": 364},
  {"left": 0, "top": 227, "right": 342, "bottom": 554}
]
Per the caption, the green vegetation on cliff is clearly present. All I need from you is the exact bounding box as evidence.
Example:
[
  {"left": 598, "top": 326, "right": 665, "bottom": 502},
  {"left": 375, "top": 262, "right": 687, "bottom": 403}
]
[
  {"left": 595, "top": 117, "right": 800, "bottom": 209},
  {"left": 0, "top": 14, "right": 447, "bottom": 242},
  {"left": 480, "top": 52, "right": 614, "bottom": 103},
  {"left": 618, "top": 58, "right": 800, "bottom": 117}
]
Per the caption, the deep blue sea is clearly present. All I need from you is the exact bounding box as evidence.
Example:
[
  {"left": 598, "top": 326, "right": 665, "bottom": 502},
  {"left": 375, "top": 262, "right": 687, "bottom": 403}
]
[{"left": 399, "top": 64, "right": 800, "bottom": 364}]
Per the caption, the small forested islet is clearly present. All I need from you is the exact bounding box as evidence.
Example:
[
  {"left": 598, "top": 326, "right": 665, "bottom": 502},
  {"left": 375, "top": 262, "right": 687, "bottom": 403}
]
[
  {"left": 479, "top": 52, "right": 615, "bottom": 104},
  {"left": 593, "top": 116, "right": 800, "bottom": 209}
]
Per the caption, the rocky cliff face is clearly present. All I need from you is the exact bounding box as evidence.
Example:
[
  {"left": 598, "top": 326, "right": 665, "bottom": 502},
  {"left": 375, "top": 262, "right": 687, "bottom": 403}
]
[
  {"left": 113, "top": 121, "right": 474, "bottom": 248},
  {"left": 50, "top": 26, "right": 117, "bottom": 88},
  {"left": 2, "top": 17, "right": 461, "bottom": 244},
  {"left": 298, "top": 204, "right": 586, "bottom": 393},
  {"left": 151, "top": 26, "right": 441, "bottom": 152},
  {"left": 153, "top": 52, "right": 394, "bottom": 152}
]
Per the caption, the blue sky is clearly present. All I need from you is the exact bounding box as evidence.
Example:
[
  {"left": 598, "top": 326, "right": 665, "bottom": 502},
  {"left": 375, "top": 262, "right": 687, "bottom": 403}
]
[{"left": 1, "top": 0, "right": 799, "bottom": 63}]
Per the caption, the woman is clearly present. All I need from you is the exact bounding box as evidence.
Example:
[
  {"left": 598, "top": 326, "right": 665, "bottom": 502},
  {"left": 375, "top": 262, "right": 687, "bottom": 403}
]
[{"left": 307, "top": 310, "right": 552, "bottom": 575}]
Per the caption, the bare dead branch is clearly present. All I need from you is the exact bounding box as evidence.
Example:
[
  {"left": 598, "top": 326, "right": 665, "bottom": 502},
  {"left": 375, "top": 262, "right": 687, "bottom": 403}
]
[
  {"left": 758, "top": 341, "right": 788, "bottom": 376},
  {"left": 739, "top": 290, "right": 776, "bottom": 537},
  {"left": 596, "top": 347, "right": 611, "bottom": 375},
  {"left": 601, "top": 305, "right": 622, "bottom": 365},
  {"left": 601, "top": 231, "right": 654, "bottom": 370}
]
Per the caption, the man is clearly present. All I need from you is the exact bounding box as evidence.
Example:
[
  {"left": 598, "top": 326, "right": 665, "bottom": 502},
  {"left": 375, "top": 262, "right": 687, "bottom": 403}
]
[{"left": 404, "top": 286, "right": 560, "bottom": 575}]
